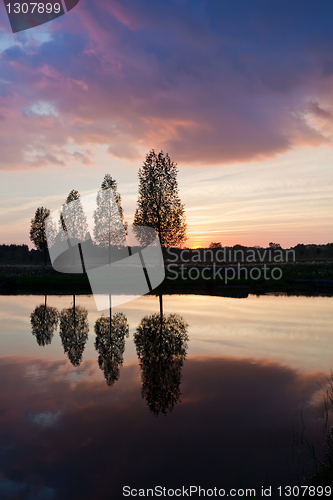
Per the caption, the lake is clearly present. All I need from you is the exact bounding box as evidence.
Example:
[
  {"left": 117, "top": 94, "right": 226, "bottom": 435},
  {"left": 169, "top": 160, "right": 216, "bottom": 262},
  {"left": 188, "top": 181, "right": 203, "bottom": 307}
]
[{"left": 0, "top": 294, "right": 332, "bottom": 499}]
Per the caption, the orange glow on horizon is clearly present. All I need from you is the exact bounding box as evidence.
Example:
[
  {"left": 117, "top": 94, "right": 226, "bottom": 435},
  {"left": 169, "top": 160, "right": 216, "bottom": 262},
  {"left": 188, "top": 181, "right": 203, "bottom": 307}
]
[{"left": 186, "top": 237, "right": 224, "bottom": 249}]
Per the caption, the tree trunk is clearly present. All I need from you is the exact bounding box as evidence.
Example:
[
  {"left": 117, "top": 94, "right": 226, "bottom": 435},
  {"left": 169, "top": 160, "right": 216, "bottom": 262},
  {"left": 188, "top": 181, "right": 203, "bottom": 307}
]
[
  {"left": 159, "top": 294, "right": 163, "bottom": 334},
  {"left": 73, "top": 294, "right": 76, "bottom": 334},
  {"left": 109, "top": 294, "right": 112, "bottom": 339},
  {"left": 43, "top": 295, "right": 47, "bottom": 324},
  {"left": 108, "top": 207, "right": 111, "bottom": 265}
]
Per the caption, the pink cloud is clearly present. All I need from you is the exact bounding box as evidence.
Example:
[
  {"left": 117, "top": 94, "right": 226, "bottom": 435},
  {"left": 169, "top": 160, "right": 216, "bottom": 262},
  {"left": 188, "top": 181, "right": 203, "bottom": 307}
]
[{"left": 0, "top": 0, "right": 333, "bottom": 169}]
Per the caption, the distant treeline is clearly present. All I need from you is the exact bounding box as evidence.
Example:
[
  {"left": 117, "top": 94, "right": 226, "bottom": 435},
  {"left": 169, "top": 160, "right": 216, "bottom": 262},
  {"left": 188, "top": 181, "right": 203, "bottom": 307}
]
[
  {"left": 292, "top": 243, "right": 333, "bottom": 259},
  {"left": 0, "top": 244, "right": 48, "bottom": 263},
  {"left": 0, "top": 242, "right": 332, "bottom": 264}
]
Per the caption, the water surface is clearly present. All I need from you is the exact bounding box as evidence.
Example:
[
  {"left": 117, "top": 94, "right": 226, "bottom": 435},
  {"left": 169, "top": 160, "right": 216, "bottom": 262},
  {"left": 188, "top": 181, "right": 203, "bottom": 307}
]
[{"left": 0, "top": 294, "right": 332, "bottom": 499}]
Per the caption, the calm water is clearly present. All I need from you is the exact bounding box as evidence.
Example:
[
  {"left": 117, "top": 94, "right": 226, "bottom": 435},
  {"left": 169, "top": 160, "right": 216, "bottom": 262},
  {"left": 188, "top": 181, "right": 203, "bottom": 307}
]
[{"left": 0, "top": 294, "right": 332, "bottom": 499}]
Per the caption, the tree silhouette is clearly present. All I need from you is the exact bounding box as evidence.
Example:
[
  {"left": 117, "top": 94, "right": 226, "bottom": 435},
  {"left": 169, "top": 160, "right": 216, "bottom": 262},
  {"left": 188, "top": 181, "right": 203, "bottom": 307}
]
[
  {"left": 30, "top": 207, "right": 54, "bottom": 265},
  {"left": 269, "top": 242, "right": 282, "bottom": 249},
  {"left": 30, "top": 296, "right": 59, "bottom": 346},
  {"left": 134, "top": 303, "right": 189, "bottom": 416},
  {"left": 60, "top": 190, "right": 88, "bottom": 266},
  {"left": 94, "top": 312, "right": 129, "bottom": 386},
  {"left": 133, "top": 150, "right": 187, "bottom": 248},
  {"left": 60, "top": 190, "right": 88, "bottom": 239},
  {"left": 59, "top": 298, "right": 89, "bottom": 366},
  {"left": 93, "top": 175, "right": 126, "bottom": 262}
]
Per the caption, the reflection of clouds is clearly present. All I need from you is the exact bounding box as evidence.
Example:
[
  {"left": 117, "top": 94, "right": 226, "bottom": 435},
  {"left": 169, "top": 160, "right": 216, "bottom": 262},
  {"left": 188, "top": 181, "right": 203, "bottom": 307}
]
[
  {"left": 171, "top": 295, "right": 333, "bottom": 372},
  {"left": 0, "top": 355, "right": 329, "bottom": 496},
  {"left": 26, "top": 410, "right": 62, "bottom": 428}
]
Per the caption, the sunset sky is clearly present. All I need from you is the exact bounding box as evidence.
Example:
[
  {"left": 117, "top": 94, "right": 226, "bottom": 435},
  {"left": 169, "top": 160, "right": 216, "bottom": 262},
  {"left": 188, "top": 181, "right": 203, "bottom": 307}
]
[{"left": 0, "top": 0, "right": 332, "bottom": 248}]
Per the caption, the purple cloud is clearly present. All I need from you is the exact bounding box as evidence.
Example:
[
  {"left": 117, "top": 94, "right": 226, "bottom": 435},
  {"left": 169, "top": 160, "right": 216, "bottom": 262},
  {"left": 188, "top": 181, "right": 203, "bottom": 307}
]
[{"left": 0, "top": 0, "right": 333, "bottom": 169}]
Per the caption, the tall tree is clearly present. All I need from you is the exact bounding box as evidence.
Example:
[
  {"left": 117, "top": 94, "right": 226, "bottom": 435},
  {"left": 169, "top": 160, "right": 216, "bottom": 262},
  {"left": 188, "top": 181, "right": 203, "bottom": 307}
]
[
  {"left": 93, "top": 175, "right": 126, "bottom": 260},
  {"left": 133, "top": 150, "right": 187, "bottom": 248},
  {"left": 30, "top": 207, "right": 53, "bottom": 265},
  {"left": 60, "top": 190, "right": 88, "bottom": 267},
  {"left": 101, "top": 174, "right": 124, "bottom": 221},
  {"left": 60, "top": 190, "right": 88, "bottom": 241}
]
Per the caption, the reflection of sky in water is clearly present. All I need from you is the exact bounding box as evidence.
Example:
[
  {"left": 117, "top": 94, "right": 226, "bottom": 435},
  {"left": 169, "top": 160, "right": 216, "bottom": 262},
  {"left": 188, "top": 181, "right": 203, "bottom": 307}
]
[
  {"left": 26, "top": 410, "right": 62, "bottom": 428},
  {"left": 0, "top": 294, "right": 332, "bottom": 371},
  {"left": 0, "top": 294, "right": 332, "bottom": 498},
  {"left": 0, "top": 355, "right": 329, "bottom": 497},
  {"left": 0, "top": 477, "right": 56, "bottom": 500}
]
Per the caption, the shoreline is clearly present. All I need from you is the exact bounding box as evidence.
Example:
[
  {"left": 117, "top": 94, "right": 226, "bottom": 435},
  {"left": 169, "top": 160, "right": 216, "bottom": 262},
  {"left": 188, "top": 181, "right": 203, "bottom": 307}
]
[{"left": 1, "top": 262, "right": 333, "bottom": 297}]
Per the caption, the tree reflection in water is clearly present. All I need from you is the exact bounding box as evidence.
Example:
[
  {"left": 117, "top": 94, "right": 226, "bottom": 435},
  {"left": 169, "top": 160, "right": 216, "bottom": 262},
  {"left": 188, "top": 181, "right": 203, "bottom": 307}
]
[
  {"left": 30, "top": 296, "right": 59, "bottom": 347},
  {"left": 134, "top": 299, "right": 189, "bottom": 416},
  {"left": 59, "top": 296, "right": 89, "bottom": 366},
  {"left": 94, "top": 312, "right": 129, "bottom": 386}
]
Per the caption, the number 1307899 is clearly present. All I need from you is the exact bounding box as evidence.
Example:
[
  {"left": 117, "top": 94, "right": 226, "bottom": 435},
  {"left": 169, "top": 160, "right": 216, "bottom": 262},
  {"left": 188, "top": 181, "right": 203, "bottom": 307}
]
[
  {"left": 277, "top": 485, "right": 331, "bottom": 496},
  {"left": 6, "top": 3, "right": 62, "bottom": 14}
]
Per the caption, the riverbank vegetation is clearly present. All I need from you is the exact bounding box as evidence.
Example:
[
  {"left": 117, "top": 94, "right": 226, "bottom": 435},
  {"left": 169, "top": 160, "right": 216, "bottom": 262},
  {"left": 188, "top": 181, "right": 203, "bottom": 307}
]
[{"left": 1, "top": 261, "right": 333, "bottom": 296}]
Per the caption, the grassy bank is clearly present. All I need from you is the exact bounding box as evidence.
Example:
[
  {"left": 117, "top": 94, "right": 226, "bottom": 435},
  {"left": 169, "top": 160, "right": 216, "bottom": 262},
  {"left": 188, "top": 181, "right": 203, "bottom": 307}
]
[{"left": 1, "top": 262, "right": 333, "bottom": 296}]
